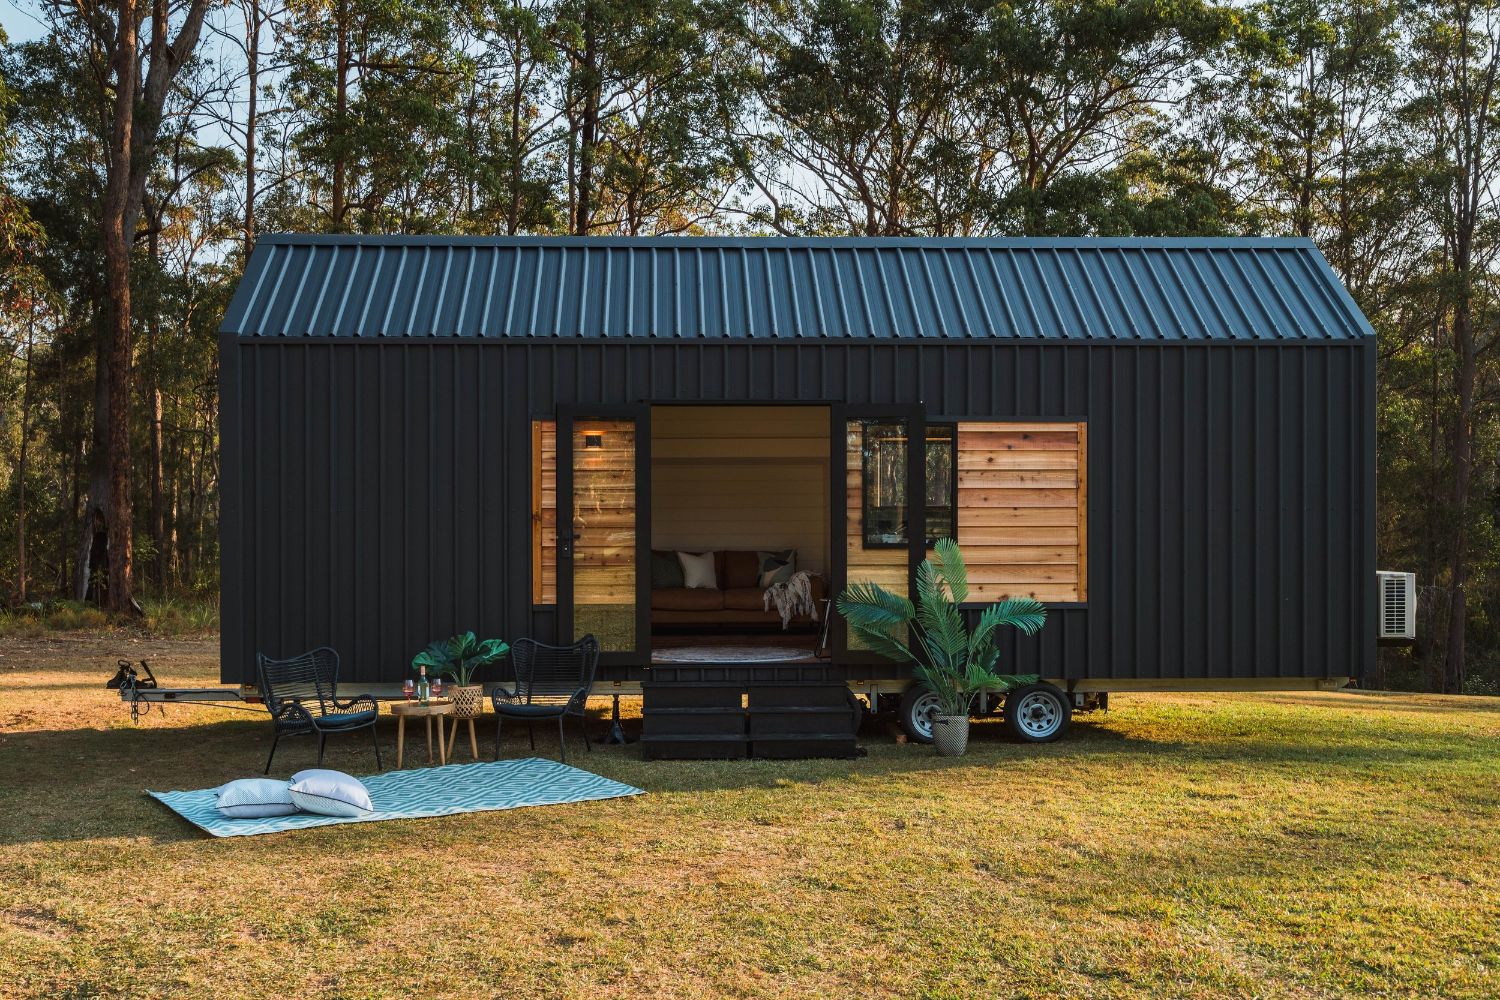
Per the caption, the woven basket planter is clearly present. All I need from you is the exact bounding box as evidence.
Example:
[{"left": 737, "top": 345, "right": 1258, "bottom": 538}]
[
  {"left": 932, "top": 715, "right": 970, "bottom": 757},
  {"left": 451, "top": 684, "right": 485, "bottom": 719}
]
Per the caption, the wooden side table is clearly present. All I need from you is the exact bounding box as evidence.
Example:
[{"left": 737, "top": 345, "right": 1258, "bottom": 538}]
[
  {"left": 389, "top": 700, "right": 454, "bottom": 769},
  {"left": 445, "top": 710, "right": 482, "bottom": 763}
]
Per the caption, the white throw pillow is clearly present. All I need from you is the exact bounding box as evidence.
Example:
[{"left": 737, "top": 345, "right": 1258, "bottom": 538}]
[
  {"left": 215, "top": 778, "right": 298, "bottom": 819},
  {"left": 677, "top": 551, "right": 717, "bottom": 589},
  {"left": 288, "top": 768, "right": 374, "bottom": 818}
]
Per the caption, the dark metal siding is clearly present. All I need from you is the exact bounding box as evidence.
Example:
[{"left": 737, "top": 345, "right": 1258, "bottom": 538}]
[{"left": 220, "top": 338, "right": 1376, "bottom": 687}]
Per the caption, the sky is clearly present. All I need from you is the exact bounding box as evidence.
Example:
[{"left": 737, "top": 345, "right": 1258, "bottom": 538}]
[{"left": 1, "top": 2, "right": 45, "bottom": 44}]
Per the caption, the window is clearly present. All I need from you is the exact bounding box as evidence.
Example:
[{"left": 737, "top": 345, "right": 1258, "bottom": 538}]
[{"left": 859, "top": 421, "right": 956, "bottom": 548}]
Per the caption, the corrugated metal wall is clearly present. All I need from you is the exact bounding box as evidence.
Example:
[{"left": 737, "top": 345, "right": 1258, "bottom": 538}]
[{"left": 220, "top": 337, "right": 1376, "bottom": 686}]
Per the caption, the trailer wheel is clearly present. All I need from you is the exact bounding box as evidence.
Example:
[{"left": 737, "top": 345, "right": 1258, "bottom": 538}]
[
  {"left": 897, "top": 685, "right": 942, "bottom": 744},
  {"left": 1004, "top": 683, "right": 1071, "bottom": 742}
]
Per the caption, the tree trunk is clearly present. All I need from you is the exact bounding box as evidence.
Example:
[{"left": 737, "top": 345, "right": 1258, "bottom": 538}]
[
  {"left": 244, "top": 0, "right": 260, "bottom": 256},
  {"left": 97, "top": 0, "right": 141, "bottom": 614},
  {"left": 75, "top": 336, "right": 111, "bottom": 603},
  {"left": 15, "top": 299, "right": 35, "bottom": 605},
  {"left": 574, "top": 18, "right": 599, "bottom": 236},
  {"left": 332, "top": 0, "right": 349, "bottom": 226}
]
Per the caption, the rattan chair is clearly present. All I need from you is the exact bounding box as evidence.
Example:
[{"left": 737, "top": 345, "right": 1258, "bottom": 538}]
[
  {"left": 256, "top": 647, "right": 381, "bottom": 774},
  {"left": 492, "top": 636, "right": 600, "bottom": 763}
]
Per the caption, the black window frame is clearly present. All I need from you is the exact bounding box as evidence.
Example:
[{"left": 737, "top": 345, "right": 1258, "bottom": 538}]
[{"left": 860, "top": 421, "right": 957, "bottom": 549}]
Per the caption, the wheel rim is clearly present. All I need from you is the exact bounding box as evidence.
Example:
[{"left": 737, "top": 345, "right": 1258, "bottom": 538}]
[
  {"left": 909, "top": 691, "right": 942, "bottom": 741},
  {"left": 1014, "top": 690, "right": 1062, "bottom": 739}
]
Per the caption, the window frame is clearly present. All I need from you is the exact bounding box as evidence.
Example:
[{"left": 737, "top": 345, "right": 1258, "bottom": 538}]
[{"left": 859, "top": 420, "right": 958, "bottom": 549}]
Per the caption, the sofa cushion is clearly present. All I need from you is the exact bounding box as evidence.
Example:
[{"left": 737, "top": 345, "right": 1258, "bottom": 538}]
[
  {"left": 757, "top": 549, "right": 797, "bottom": 588},
  {"left": 723, "top": 587, "right": 768, "bottom": 611},
  {"left": 723, "top": 550, "right": 761, "bottom": 590},
  {"left": 677, "top": 551, "right": 717, "bottom": 589},
  {"left": 651, "top": 587, "right": 725, "bottom": 612},
  {"left": 650, "top": 549, "right": 684, "bottom": 589}
]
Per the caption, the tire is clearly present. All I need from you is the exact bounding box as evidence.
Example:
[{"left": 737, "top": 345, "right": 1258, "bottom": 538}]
[
  {"left": 898, "top": 684, "right": 943, "bottom": 744},
  {"left": 1003, "top": 683, "right": 1071, "bottom": 742}
]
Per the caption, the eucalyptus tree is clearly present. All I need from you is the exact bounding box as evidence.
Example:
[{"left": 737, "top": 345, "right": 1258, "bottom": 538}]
[
  {"left": 17, "top": 1, "right": 214, "bottom": 612},
  {"left": 275, "top": 0, "right": 475, "bottom": 232},
  {"left": 738, "top": 0, "right": 993, "bottom": 235},
  {"left": 553, "top": 0, "right": 742, "bottom": 234},
  {"left": 1400, "top": 0, "right": 1500, "bottom": 693},
  {"left": 462, "top": 0, "right": 566, "bottom": 234}
]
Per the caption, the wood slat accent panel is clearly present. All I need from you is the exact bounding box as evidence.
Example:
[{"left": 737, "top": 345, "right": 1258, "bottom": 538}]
[
  {"left": 533, "top": 421, "right": 556, "bottom": 604},
  {"left": 958, "top": 421, "right": 1087, "bottom": 603}
]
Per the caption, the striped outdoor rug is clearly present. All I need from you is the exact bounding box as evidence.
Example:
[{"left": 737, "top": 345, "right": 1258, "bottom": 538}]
[{"left": 149, "top": 757, "right": 643, "bottom": 838}]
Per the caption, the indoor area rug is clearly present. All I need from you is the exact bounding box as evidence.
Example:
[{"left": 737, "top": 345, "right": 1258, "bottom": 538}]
[
  {"left": 149, "top": 757, "right": 644, "bottom": 838},
  {"left": 651, "top": 644, "right": 817, "bottom": 664}
]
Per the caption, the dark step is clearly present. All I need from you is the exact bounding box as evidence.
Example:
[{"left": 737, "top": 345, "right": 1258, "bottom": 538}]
[
  {"left": 642, "top": 706, "right": 746, "bottom": 715},
  {"left": 749, "top": 735, "right": 860, "bottom": 760},
  {"left": 640, "top": 734, "right": 748, "bottom": 760},
  {"left": 643, "top": 714, "right": 745, "bottom": 737}
]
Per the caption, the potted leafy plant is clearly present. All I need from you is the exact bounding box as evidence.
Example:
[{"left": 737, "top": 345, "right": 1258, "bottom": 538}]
[
  {"left": 836, "top": 539, "right": 1047, "bottom": 756},
  {"left": 411, "top": 632, "right": 510, "bottom": 719}
]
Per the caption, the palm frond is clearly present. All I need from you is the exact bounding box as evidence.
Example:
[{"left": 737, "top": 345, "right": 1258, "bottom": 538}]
[
  {"left": 848, "top": 622, "right": 917, "bottom": 664},
  {"left": 835, "top": 582, "right": 915, "bottom": 628},
  {"left": 914, "top": 560, "right": 968, "bottom": 669},
  {"left": 933, "top": 537, "right": 969, "bottom": 604},
  {"left": 967, "top": 597, "right": 1048, "bottom": 649}
]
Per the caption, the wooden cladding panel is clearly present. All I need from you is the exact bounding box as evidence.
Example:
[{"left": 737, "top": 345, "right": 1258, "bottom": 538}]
[
  {"left": 533, "top": 421, "right": 556, "bottom": 604},
  {"left": 958, "top": 422, "right": 1087, "bottom": 603}
]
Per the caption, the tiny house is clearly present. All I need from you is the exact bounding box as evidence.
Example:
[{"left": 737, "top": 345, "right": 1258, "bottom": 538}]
[{"left": 219, "top": 236, "right": 1376, "bottom": 757}]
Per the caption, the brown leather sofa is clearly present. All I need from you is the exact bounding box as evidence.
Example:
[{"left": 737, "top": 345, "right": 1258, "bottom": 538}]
[{"left": 651, "top": 549, "right": 825, "bottom": 628}]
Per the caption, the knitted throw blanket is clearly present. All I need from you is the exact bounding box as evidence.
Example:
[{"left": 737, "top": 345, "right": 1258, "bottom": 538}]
[{"left": 763, "top": 570, "right": 820, "bottom": 630}]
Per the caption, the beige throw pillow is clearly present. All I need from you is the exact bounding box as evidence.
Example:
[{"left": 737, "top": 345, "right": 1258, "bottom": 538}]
[{"left": 677, "top": 551, "right": 717, "bottom": 589}]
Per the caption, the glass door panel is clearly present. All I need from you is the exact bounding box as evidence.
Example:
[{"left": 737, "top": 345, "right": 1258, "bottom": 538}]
[{"left": 566, "top": 417, "right": 640, "bottom": 653}]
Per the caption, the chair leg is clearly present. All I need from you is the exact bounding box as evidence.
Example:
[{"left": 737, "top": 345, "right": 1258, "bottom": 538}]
[
  {"left": 318, "top": 732, "right": 327, "bottom": 766},
  {"left": 580, "top": 713, "right": 592, "bottom": 753},
  {"left": 264, "top": 731, "right": 281, "bottom": 775},
  {"left": 370, "top": 724, "right": 382, "bottom": 770},
  {"left": 528, "top": 722, "right": 535, "bottom": 751},
  {"left": 557, "top": 715, "right": 567, "bottom": 764},
  {"left": 494, "top": 715, "right": 503, "bottom": 760}
]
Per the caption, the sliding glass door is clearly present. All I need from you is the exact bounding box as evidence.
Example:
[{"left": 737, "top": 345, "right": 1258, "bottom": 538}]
[{"left": 557, "top": 405, "right": 651, "bottom": 666}]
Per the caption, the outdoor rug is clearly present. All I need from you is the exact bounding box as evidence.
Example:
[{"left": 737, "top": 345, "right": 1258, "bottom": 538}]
[
  {"left": 148, "top": 757, "right": 644, "bottom": 838},
  {"left": 652, "top": 643, "right": 817, "bottom": 664}
]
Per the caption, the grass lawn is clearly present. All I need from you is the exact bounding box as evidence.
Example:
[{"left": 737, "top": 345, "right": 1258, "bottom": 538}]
[{"left": 2, "top": 635, "right": 1497, "bottom": 999}]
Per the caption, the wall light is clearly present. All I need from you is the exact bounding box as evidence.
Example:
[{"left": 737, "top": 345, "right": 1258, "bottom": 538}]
[{"left": 584, "top": 433, "right": 604, "bottom": 449}]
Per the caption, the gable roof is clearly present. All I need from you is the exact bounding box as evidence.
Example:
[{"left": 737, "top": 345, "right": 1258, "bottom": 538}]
[{"left": 222, "top": 236, "right": 1373, "bottom": 342}]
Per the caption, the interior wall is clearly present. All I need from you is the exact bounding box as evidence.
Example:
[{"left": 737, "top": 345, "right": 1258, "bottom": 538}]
[{"left": 651, "top": 406, "right": 829, "bottom": 576}]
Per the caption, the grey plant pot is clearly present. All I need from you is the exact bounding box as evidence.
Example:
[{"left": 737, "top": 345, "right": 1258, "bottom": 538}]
[{"left": 932, "top": 715, "right": 970, "bottom": 757}]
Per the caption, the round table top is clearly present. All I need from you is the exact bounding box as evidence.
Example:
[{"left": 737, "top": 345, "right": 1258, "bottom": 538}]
[{"left": 388, "top": 698, "right": 454, "bottom": 716}]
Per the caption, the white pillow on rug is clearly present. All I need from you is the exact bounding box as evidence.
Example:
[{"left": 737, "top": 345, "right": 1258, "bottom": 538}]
[
  {"left": 288, "top": 768, "right": 374, "bottom": 817},
  {"left": 215, "top": 778, "right": 298, "bottom": 819},
  {"left": 677, "top": 550, "right": 717, "bottom": 589}
]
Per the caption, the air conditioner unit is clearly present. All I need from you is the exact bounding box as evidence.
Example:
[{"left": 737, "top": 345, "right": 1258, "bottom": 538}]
[{"left": 1377, "top": 571, "right": 1416, "bottom": 642}]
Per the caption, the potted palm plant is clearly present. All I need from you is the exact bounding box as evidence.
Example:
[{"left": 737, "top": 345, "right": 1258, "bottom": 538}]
[
  {"left": 836, "top": 539, "right": 1047, "bottom": 756},
  {"left": 411, "top": 632, "right": 510, "bottom": 719}
]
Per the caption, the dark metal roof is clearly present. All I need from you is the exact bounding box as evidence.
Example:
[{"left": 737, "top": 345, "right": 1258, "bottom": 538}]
[{"left": 222, "top": 236, "right": 1373, "bottom": 341}]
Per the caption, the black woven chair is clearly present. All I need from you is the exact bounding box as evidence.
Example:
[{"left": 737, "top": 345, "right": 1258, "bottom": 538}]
[
  {"left": 256, "top": 647, "right": 381, "bottom": 774},
  {"left": 492, "top": 636, "right": 600, "bottom": 763}
]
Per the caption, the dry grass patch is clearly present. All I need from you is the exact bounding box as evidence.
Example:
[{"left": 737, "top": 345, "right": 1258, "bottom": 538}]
[{"left": 1, "top": 634, "right": 1497, "bottom": 998}]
